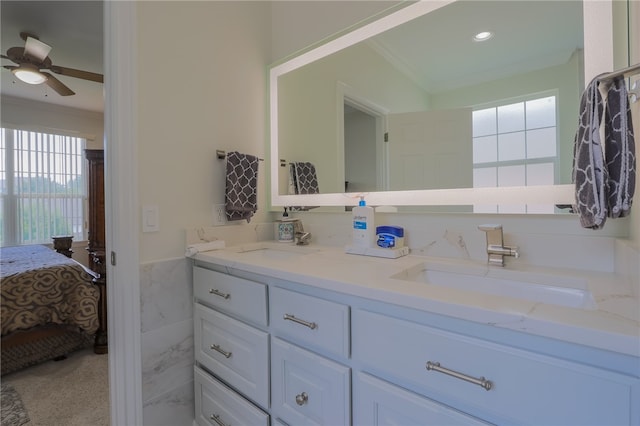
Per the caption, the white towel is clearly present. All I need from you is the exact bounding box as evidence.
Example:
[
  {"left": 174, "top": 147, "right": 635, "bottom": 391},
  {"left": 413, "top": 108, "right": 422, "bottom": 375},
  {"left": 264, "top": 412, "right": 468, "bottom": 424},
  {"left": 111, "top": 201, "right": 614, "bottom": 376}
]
[{"left": 185, "top": 240, "right": 225, "bottom": 257}]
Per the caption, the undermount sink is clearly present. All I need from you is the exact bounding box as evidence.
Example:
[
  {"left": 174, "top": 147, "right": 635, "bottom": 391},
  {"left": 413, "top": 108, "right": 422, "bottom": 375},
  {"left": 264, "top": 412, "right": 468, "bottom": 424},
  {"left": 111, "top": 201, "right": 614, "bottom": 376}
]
[
  {"left": 234, "top": 245, "right": 319, "bottom": 260},
  {"left": 390, "top": 261, "right": 596, "bottom": 309}
]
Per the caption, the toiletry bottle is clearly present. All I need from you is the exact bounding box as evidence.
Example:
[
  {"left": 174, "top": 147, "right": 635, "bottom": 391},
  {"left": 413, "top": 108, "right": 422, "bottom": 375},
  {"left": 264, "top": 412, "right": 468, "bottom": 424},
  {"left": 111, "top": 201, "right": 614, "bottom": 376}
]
[{"left": 352, "top": 196, "right": 375, "bottom": 247}]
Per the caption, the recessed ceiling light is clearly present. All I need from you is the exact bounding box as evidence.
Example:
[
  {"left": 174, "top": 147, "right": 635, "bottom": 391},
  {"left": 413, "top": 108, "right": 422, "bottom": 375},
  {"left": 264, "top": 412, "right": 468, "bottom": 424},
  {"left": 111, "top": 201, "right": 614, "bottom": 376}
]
[{"left": 473, "top": 31, "right": 494, "bottom": 42}]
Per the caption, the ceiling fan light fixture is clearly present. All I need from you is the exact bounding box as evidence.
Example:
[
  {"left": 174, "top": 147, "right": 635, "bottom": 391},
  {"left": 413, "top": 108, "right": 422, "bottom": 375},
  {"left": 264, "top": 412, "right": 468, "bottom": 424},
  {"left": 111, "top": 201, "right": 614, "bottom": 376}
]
[
  {"left": 473, "top": 31, "right": 494, "bottom": 42},
  {"left": 12, "top": 64, "right": 47, "bottom": 84}
]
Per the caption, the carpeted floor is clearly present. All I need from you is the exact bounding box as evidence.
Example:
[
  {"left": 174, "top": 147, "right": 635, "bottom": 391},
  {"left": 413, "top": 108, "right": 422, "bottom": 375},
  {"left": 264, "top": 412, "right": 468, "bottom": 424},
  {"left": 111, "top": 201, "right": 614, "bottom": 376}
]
[
  {"left": 1, "top": 383, "right": 30, "bottom": 426},
  {"left": 1, "top": 348, "right": 109, "bottom": 426}
]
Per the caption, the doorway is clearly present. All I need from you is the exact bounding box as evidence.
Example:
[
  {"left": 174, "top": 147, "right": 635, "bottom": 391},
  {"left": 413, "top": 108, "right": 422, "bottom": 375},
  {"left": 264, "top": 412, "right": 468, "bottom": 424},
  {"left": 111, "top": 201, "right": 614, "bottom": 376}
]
[{"left": 339, "top": 84, "right": 389, "bottom": 197}]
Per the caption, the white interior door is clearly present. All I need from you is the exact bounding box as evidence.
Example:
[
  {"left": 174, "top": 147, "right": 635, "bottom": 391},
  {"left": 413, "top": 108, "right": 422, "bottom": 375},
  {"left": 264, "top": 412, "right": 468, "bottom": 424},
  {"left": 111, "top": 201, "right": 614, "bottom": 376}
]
[{"left": 387, "top": 108, "right": 473, "bottom": 191}]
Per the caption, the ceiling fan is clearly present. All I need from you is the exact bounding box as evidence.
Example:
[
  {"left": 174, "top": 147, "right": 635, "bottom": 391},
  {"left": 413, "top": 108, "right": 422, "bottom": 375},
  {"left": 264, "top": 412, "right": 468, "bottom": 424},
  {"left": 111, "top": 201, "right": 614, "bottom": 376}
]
[{"left": 1, "top": 32, "right": 103, "bottom": 96}]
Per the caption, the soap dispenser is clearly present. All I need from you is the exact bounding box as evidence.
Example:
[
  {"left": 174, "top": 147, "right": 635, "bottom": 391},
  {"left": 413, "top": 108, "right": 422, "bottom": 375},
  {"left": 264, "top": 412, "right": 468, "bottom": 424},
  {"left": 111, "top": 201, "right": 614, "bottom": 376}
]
[{"left": 352, "top": 196, "right": 375, "bottom": 247}]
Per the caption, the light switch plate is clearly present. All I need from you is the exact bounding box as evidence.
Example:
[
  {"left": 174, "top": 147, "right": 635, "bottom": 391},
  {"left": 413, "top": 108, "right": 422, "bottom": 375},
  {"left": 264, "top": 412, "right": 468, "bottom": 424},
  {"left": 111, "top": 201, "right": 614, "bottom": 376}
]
[{"left": 142, "top": 205, "right": 159, "bottom": 232}]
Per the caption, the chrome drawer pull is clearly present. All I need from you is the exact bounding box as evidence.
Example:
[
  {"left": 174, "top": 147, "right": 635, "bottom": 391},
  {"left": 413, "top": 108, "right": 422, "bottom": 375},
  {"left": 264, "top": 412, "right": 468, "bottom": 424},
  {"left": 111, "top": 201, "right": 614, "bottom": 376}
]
[
  {"left": 210, "top": 414, "right": 229, "bottom": 426},
  {"left": 426, "top": 361, "right": 492, "bottom": 391},
  {"left": 210, "top": 344, "right": 232, "bottom": 359},
  {"left": 295, "top": 391, "right": 309, "bottom": 406},
  {"left": 283, "top": 314, "right": 317, "bottom": 330},
  {"left": 209, "top": 288, "right": 230, "bottom": 299}
]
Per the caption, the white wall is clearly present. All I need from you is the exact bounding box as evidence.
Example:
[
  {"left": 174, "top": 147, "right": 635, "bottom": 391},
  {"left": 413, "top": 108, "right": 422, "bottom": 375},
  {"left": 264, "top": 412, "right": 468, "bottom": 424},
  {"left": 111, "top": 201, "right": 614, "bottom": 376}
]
[
  {"left": 136, "top": 1, "right": 272, "bottom": 262},
  {"left": 1, "top": 96, "right": 104, "bottom": 149}
]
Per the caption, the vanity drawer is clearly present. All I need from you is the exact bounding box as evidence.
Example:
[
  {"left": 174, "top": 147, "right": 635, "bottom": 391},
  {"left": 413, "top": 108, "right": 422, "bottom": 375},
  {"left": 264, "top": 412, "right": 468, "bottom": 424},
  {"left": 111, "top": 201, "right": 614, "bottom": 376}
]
[
  {"left": 194, "top": 304, "right": 269, "bottom": 409},
  {"left": 353, "top": 371, "right": 491, "bottom": 426},
  {"left": 270, "top": 286, "right": 349, "bottom": 359},
  {"left": 353, "top": 309, "right": 635, "bottom": 425},
  {"left": 193, "top": 266, "right": 267, "bottom": 326},
  {"left": 271, "top": 337, "right": 350, "bottom": 426},
  {"left": 194, "top": 366, "right": 269, "bottom": 426}
]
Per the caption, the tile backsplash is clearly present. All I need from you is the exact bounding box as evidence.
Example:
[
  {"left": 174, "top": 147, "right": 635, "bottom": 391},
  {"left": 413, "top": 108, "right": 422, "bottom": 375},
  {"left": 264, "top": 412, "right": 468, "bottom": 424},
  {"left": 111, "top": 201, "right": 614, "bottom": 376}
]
[{"left": 281, "top": 211, "right": 631, "bottom": 273}]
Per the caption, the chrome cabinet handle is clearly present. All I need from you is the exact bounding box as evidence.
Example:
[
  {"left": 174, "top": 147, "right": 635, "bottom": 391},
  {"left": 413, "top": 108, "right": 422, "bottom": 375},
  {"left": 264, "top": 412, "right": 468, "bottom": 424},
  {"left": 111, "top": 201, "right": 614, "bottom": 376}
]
[
  {"left": 209, "top": 288, "right": 230, "bottom": 299},
  {"left": 210, "top": 414, "right": 229, "bottom": 426},
  {"left": 210, "top": 344, "right": 232, "bottom": 359},
  {"left": 426, "top": 361, "right": 493, "bottom": 391},
  {"left": 283, "top": 313, "right": 317, "bottom": 330},
  {"left": 295, "top": 391, "right": 309, "bottom": 406}
]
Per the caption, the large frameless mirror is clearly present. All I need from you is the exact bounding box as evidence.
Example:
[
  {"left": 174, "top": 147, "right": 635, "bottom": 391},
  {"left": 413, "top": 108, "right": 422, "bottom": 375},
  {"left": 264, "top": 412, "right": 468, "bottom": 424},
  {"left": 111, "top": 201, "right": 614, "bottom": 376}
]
[{"left": 270, "top": 0, "right": 616, "bottom": 212}]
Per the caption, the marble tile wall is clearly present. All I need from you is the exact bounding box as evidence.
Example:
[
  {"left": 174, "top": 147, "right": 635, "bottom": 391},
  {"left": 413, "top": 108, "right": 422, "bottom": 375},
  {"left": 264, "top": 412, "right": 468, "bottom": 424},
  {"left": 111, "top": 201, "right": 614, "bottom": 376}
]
[
  {"left": 140, "top": 257, "right": 194, "bottom": 426},
  {"left": 288, "top": 211, "right": 629, "bottom": 273},
  {"left": 140, "top": 224, "right": 269, "bottom": 425},
  {"left": 615, "top": 239, "right": 640, "bottom": 297}
]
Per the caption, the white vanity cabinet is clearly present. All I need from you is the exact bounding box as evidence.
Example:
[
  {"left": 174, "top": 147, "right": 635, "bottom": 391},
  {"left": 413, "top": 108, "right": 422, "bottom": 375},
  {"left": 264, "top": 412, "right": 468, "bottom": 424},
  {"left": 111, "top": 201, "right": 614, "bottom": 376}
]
[
  {"left": 352, "top": 309, "right": 638, "bottom": 425},
  {"left": 269, "top": 287, "right": 351, "bottom": 425},
  {"left": 353, "top": 371, "right": 491, "bottom": 426},
  {"left": 193, "top": 260, "right": 639, "bottom": 426},
  {"left": 193, "top": 266, "right": 270, "bottom": 426},
  {"left": 194, "top": 366, "right": 269, "bottom": 426},
  {"left": 271, "top": 337, "right": 351, "bottom": 425}
]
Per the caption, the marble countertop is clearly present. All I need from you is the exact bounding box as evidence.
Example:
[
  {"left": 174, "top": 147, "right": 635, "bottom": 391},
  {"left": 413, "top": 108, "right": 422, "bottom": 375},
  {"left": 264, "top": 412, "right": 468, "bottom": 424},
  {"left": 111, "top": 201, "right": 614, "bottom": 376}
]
[{"left": 193, "top": 241, "right": 640, "bottom": 358}]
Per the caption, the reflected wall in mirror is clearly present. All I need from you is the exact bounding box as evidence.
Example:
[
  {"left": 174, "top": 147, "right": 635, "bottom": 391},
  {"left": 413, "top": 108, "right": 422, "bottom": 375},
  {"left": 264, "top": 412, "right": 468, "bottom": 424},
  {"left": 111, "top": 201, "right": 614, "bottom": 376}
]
[{"left": 270, "top": 0, "right": 616, "bottom": 211}]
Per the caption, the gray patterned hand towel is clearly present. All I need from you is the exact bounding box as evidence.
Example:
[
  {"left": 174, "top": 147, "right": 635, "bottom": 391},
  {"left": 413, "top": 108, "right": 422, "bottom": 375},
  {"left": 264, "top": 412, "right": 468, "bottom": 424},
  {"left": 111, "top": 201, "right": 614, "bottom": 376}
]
[
  {"left": 225, "top": 151, "right": 259, "bottom": 223},
  {"left": 604, "top": 77, "right": 636, "bottom": 218},
  {"left": 287, "top": 162, "right": 319, "bottom": 211},
  {"left": 573, "top": 77, "right": 608, "bottom": 229},
  {"left": 293, "top": 162, "right": 319, "bottom": 195}
]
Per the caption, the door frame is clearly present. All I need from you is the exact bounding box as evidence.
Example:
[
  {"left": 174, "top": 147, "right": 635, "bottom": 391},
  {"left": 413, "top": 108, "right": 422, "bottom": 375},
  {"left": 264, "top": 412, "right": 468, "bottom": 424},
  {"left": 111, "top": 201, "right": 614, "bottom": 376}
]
[
  {"left": 337, "top": 82, "right": 389, "bottom": 192},
  {"left": 105, "top": 2, "right": 143, "bottom": 425}
]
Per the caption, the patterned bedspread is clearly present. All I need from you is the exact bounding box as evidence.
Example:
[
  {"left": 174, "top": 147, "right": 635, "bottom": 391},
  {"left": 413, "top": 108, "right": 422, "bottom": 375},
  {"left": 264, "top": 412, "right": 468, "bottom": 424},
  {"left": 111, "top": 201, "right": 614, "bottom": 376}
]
[{"left": 1, "top": 245, "right": 100, "bottom": 336}]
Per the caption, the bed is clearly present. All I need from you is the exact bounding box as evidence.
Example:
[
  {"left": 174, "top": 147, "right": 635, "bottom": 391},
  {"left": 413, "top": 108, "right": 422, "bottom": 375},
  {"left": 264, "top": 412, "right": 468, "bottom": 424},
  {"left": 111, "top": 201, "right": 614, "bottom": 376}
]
[{"left": 1, "top": 244, "right": 104, "bottom": 375}]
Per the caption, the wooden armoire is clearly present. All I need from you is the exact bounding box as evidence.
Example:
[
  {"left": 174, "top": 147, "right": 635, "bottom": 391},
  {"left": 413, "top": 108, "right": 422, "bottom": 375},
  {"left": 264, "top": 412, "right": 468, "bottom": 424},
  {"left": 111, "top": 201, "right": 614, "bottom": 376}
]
[{"left": 85, "top": 149, "right": 107, "bottom": 354}]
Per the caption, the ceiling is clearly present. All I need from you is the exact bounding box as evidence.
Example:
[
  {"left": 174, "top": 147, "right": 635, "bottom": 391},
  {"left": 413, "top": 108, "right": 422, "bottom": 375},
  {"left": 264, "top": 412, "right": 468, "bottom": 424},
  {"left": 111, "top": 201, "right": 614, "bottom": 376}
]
[
  {"left": 1, "top": 1, "right": 104, "bottom": 113},
  {"left": 372, "top": 1, "right": 583, "bottom": 94},
  {"left": 0, "top": 1, "right": 583, "bottom": 114}
]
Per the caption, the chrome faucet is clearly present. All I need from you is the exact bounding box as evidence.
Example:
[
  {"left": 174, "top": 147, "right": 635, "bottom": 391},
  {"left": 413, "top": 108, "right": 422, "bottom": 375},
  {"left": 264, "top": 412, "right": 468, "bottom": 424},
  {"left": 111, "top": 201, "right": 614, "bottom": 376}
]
[
  {"left": 478, "top": 224, "right": 519, "bottom": 266},
  {"left": 293, "top": 219, "right": 312, "bottom": 245}
]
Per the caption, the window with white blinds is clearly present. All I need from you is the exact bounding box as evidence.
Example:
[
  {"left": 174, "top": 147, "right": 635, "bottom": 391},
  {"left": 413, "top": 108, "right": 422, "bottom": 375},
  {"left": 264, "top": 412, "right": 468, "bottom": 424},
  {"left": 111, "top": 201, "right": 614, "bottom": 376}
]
[{"left": 1, "top": 128, "right": 87, "bottom": 246}]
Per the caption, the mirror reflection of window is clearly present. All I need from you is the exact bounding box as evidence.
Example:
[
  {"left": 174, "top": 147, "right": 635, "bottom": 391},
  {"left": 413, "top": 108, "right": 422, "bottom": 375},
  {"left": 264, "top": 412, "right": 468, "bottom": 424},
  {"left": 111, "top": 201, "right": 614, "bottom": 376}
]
[{"left": 472, "top": 94, "right": 558, "bottom": 214}]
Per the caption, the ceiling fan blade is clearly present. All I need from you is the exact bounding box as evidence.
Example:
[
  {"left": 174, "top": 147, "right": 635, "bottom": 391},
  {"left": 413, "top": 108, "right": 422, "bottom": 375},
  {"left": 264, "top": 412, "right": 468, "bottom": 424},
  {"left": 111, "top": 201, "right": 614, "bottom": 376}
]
[
  {"left": 49, "top": 65, "right": 103, "bottom": 83},
  {"left": 24, "top": 36, "right": 52, "bottom": 62},
  {"left": 3, "top": 65, "right": 18, "bottom": 71},
  {"left": 40, "top": 72, "right": 75, "bottom": 96}
]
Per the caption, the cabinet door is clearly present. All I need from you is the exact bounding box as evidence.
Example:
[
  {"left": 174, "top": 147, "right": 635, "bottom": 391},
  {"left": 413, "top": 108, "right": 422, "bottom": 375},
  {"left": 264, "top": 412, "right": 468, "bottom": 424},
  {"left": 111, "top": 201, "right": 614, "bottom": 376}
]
[
  {"left": 354, "top": 372, "right": 491, "bottom": 426},
  {"left": 194, "top": 366, "right": 269, "bottom": 426},
  {"left": 271, "top": 337, "right": 350, "bottom": 426},
  {"left": 194, "top": 304, "right": 269, "bottom": 409}
]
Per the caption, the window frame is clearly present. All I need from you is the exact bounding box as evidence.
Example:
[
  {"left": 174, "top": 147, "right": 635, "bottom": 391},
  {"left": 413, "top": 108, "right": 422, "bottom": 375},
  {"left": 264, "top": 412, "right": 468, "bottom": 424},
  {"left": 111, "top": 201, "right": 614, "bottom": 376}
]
[
  {"left": 1, "top": 127, "right": 88, "bottom": 246},
  {"left": 471, "top": 90, "right": 560, "bottom": 214}
]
